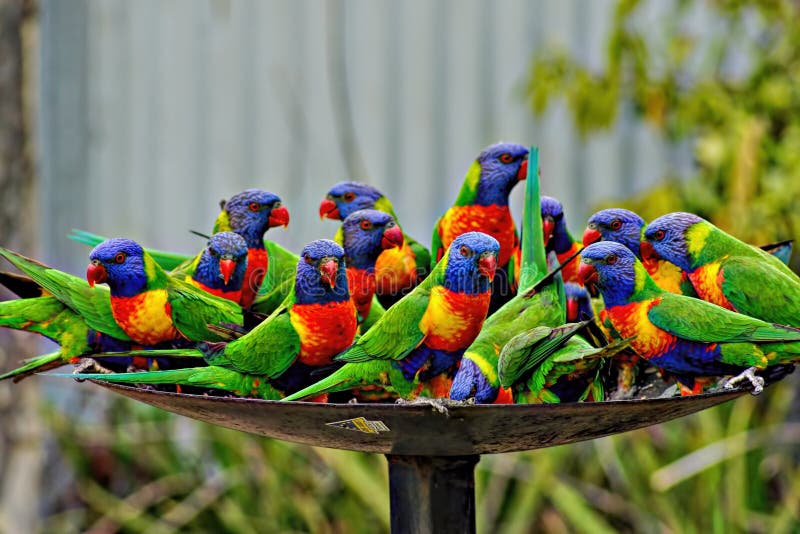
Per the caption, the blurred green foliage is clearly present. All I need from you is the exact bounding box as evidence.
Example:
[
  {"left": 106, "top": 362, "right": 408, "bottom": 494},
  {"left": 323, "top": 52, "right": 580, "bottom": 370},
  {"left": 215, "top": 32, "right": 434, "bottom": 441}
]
[{"left": 525, "top": 0, "right": 800, "bottom": 271}]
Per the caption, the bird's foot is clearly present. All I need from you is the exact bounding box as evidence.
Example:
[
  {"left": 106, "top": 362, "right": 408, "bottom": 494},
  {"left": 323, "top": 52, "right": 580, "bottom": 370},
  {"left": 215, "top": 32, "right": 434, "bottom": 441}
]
[
  {"left": 395, "top": 396, "right": 475, "bottom": 416},
  {"left": 71, "top": 358, "right": 115, "bottom": 381},
  {"left": 724, "top": 367, "right": 764, "bottom": 395}
]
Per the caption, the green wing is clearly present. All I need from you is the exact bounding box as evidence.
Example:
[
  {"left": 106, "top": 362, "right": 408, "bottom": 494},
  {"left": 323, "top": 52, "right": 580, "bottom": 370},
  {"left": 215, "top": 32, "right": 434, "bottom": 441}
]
[
  {"left": 335, "top": 280, "right": 431, "bottom": 363},
  {"left": 211, "top": 289, "right": 301, "bottom": 377},
  {"left": 647, "top": 293, "right": 800, "bottom": 343},
  {"left": 166, "top": 277, "right": 244, "bottom": 341},
  {"left": 405, "top": 235, "right": 432, "bottom": 279},
  {"left": 719, "top": 257, "right": 800, "bottom": 327},
  {"left": 0, "top": 248, "right": 131, "bottom": 340},
  {"left": 430, "top": 218, "right": 445, "bottom": 269},
  {"left": 262, "top": 240, "right": 299, "bottom": 295},
  {"left": 69, "top": 229, "right": 193, "bottom": 272},
  {"left": 498, "top": 322, "right": 585, "bottom": 388}
]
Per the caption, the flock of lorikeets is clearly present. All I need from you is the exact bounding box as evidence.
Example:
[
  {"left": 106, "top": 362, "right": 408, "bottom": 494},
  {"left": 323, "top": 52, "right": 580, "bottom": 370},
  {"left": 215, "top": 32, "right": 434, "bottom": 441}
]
[{"left": 1, "top": 142, "right": 799, "bottom": 404}]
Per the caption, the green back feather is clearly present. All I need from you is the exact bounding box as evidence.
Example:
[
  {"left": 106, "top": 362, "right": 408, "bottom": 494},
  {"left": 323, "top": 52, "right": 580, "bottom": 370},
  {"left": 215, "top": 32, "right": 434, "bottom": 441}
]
[{"left": 454, "top": 161, "right": 482, "bottom": 206}]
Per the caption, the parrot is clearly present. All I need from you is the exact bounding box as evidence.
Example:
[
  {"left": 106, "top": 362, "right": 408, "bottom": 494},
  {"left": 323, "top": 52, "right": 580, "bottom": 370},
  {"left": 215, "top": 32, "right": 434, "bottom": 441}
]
[
  {"left": 431, "top": 142, "right": 528, "bottom": 313},
  {"left": 0, "top": 271, "right": 135, "bottom": 381},
  {"left": 449, "top": 146, "right": 567, "bottom": 404},
  {"left": 70, "top": 189, "right": 291, "bottom": 308},
  {"left": 281, "top": 231, "right": 500, "bottom": 402},
  {"left": 578, "top": 241, "right": 800, "bottom": 393},
  {"left": 320, "top": 181, "right": 432, "bottom": 307},
  {"left": 540, "top": 196, "right": 582, "bottom": 284},
  {"left": 340, "top": 209, "right": 405, "bottom": 324},
  {"left": 71, "top": 240, "right": 359, "bottom": 400},
  {"left": 641, "top": 212, "right": 800, "bottom": 328},
  {"left": 583, "top": 208, "right": 698, "bottom": 297},
  {"left": 564, "top": 282, "right": 595, "bottom": 323},
  {"left": 86, "top": 238, "right": 243, "bottom": 344},
  {"left": 184, "top": 231, "right": 249, "bottom": 304},
  {"left": 498, "top": 322, "right": 632, "bottom": 403}
]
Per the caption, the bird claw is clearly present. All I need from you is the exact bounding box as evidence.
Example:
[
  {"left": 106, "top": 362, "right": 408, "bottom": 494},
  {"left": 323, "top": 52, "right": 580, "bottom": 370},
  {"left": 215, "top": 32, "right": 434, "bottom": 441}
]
[
  {"left": 72, "top": 358, "right": 114, "bottom": 381},
  {"left": 395, "top": 396, "right": 475, "bottom": 416},
  {"left": 724, "top": 367, "right": 765, "bottom": 395}
]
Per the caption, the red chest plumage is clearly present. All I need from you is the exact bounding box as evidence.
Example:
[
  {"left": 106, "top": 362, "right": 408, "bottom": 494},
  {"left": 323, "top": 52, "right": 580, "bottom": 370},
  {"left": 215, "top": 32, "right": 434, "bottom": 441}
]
[
  {"left": 240, "top": 248, "right": 268, "bottom": 308},
  {"left": 439, "top": 205, "right": 517, "bottom": 267},
  {"left": 421, "top": 287, "right": 492, "bottom": 351},
  {"left": 110, "top": 290, "right": 181, "bottom": 345},
  {"left": 346, "top": 267, "right": 376, "bottom": 321},
  {"left": 289, "top": 300, "right": 358, "bottom": 366}
]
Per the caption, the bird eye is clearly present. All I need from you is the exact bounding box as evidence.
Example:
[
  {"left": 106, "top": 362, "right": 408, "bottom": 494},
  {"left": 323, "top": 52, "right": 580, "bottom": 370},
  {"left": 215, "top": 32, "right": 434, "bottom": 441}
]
[
  {"left": 343, "top": 192, "right": 356, "bottom": 202},
  {"left": 209, "top": 247, "right": 218, "bottom": 256},
  {"left": 499, "top": 153, "right": 514, "bottom": 164},
  {"left": 360, "top": 219, "right": 373, "bottom": 230},
  {"left": 249, "top": 202, "right": 260, "bottom": 212},
  {"left": 606, "top": 254, "right": 617, "bottom": 265},
  {"left": 654, "top": 229, "right": 666, "bottom": 241},
  {"left": 459, "top": 245, "right": 472, "bottom": 257},
  {"left": 304, "top": 255, "right": 314, "bottom": 264},
  {"left": 610, "top": 219, "right": 622, "bottom": 230},
  {"left": 114, "top": 252, "right": 126, "bottom": 264}
]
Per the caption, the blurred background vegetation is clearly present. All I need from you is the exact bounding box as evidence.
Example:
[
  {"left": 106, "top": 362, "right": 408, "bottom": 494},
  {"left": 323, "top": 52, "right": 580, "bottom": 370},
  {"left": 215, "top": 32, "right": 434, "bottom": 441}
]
[{"left": 1, "top": 0, "right": 799, "bottom": 532}]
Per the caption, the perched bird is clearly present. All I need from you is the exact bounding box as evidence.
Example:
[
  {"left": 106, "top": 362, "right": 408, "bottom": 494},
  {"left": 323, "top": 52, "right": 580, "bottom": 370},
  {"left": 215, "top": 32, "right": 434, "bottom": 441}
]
[
  {"left": 449, "top": 147, "right": 567, "bottom": 404},
  {"left": 564, "top": 282, "right": 594, "bottom": 323},
  {"left": 540, "top": 196, "right": 582, "bottom": 284},
  {"left": 583, "top": 208, "right": 698, "bottom": 297},
  {"left": 282, "top": 232, "right": 500, "bottom": 402},
  {"left": 75, "top": 240, "right": 359, "bottom": 400},
  {"left": 642, "top": 212, "right": 800, "bottom": 327},
  {"left": 340, "top": 209, "right": 405, "bottom": 324},
  {"left": 70, "top": 189, "right": 291, "bottom": 309},
  {"left": 86, "top": 238, "right": 243, "bottom": 344},
  {"left": 185, "top": 232, "right": 249, "bottom": 304},
  {"left": 0, "top": 272, "right": 135, "bottom": 381},
  {"left": 320, "top": 181, "right": 431, "bottom": 307},
  {"left": 432, "top": 142, "right": 528, "bottom": 313},
  {"left": 578, "top": 241, "right": 800, "bottom": 393},
  {"left": 498, "top": 322, "right": 631, "bottom": 403}
]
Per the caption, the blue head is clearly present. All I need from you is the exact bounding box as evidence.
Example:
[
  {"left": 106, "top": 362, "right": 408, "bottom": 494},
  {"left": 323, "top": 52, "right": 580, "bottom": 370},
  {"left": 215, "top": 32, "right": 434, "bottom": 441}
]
[
  {"left": 193, "top": 232, "right": 249, "bottom": 291},
  {"left": 87, "top": 238, "right": 150, "bottom": 298},
  {"left": 220, "top": 189, "right": 289, "bottom": 246},
  {"left": 341, "top": 209, "right": 404, "bottom": 270},
  {"left": 642, "top": 212, "right": 706, "bottom": 272},
  {"left": 295, "top": 239, "right": 350, "bottom": 305},
  {"left": 540, "top": 196, "right": 574, "bottom": 252},
  {"left": 442, "top": 232, "right": 501, "bottom": 295},
  {"left": 320, "top": 181, "right": 385, "bottom": 221},
  {"left": 583, "top": 208, "right": 646, "bottom": 258},
  {"left": 578, "top": 241, "right": 643, "bottom": 307},
  {"left": 471, "top": 142, "right": 529, "bottom": 206},
  {"left": 564, "top": 282, "right": 594, "bottom": 322}
]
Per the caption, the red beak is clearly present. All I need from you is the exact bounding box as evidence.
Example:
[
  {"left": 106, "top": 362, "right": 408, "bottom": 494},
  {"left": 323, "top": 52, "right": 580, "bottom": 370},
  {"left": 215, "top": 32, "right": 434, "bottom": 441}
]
[
  {"left": 319, "top": 259, "right": 338, "bottom": 288},
  {"left": 478, "top": 254, "right": 497, "bottom": 279},
  {"left": 517, "top": 159, "right": 528, "bottom": 181},
  {"left": 582, "top": 227, "right": 602, "bottom": 247},
  {"left": 219, "top": 258, "right": 236, "bottom": 285},
  {"left": 542, "top": 217, "right": 555, "bottom": 248},
  {"left": 86, "top": 262, "right": 107, "bottom": 287},
  {"left": 319, "top": 198, "right": 340, "bottom": 220},
  {"left": 577, "top": 261, "right": 598, "bottom": 288},
  {"left": 381, "top": 225, "right": 404, "bottom": 250},
  {"left": 268, "top": 205, "right": 290, "bottom": 228},
  {"left": 566, "top": 298, "right": 579, "bottom": 322}
]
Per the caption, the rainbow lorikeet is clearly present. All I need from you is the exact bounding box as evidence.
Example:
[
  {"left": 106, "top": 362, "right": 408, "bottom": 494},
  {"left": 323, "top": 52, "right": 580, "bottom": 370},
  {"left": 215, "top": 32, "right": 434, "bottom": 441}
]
[
  {"left": 0, "top": 271, "right": 135, "bottom": 381},
  {"left": 282, "top": 232, "right": 500, "bottom": 402},
  {"left": 564, "top": 282, "right": 594, "bottom": 323},
  {"left": 71, "top": 240, "right": 360, "bottom": 400},
  {"left": 185, "top": 232, "right": 249, "bottom": 304},
  {"left": 431, "top": 142, "right": 528, "bottom": 313},
  {"left": 540, "top": 196, "right": 582, "bottom": 285},
  {"left": 86, "top": 238, "right": 243, "bottom": 344},
  {"left": 498, "top": 322, "right": 632, "bottom": 403},
  {"left": 583, "top": 208, "right": 698, "bottom": 297},
  {"left": 578, "top": 241, "right": 800, "bottom": 393},
  {"left": 320, "top": 181, "right": 431, "bottom": 308},
  {"left": 642, "top": 212, "right": 800, "bottom": 328},
  {"left": 340, "top": 209, "right": 404, "bottom": 324},
  {"left": 449, "top": 147, "right": 566, "bottom": 404},
  {"left": 70, "top": 189, "right": 291, "bottom": 309}
]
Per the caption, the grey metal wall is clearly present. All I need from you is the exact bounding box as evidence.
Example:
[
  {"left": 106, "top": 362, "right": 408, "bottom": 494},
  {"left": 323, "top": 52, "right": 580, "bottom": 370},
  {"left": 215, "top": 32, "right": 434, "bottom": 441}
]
[{"left": 38, "top": 0, "right": 685, "bottom": 273}]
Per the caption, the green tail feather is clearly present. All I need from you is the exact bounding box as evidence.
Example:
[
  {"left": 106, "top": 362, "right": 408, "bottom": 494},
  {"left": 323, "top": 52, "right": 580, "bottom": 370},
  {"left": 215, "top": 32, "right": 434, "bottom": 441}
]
[
  {"left": 0, "top": 351, "right": 65, "bottom": 382},
  {"left": 519, "top": 146, "right": 547, "bottom": 290},
  {"left": 282, "top": 360, "right": 402, "bottom": 401},
  {"left": 92, "top": 348, "right": 205, "bottom": 359}
]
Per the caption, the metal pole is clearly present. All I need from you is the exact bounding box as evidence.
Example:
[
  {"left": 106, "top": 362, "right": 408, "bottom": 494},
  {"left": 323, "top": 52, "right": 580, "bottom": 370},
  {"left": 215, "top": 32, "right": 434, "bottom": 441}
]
[{"left": 386, "top": 454, "right": 479, "bottom": 534}]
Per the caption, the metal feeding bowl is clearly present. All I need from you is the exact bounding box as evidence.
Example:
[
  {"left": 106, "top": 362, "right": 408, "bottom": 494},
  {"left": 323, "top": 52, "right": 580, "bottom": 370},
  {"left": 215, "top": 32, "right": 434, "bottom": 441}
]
[{"left": 88, "top": 379, "right": 777, "bottom": 533}]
